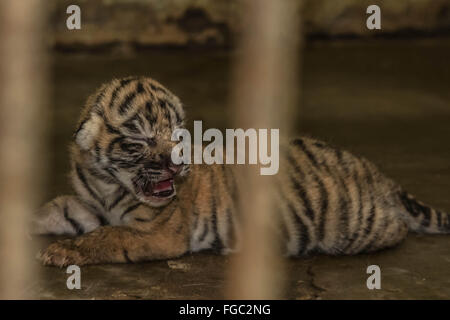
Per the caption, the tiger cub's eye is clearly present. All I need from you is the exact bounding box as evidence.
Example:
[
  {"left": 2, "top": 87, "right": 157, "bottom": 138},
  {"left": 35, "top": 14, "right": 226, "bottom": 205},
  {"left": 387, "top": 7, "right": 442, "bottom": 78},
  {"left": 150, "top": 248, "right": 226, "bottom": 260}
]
[
  {"left": 120, "top": 142, "right": 143, "bottom": 153},
  {"left": 147, "top": 138, "right": 157, "bottom": 147}
]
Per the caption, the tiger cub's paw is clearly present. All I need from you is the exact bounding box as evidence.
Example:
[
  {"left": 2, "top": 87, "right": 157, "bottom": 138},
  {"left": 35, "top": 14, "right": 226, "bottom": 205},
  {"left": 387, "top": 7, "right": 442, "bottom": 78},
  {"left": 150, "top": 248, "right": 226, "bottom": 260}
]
[{"left": 38, "top": 239, "right": 89, "bottom": 267}]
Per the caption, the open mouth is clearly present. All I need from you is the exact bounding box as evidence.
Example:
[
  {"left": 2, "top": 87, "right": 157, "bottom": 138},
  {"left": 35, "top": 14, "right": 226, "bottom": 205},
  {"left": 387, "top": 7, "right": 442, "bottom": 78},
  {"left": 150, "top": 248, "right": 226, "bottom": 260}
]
[{"left": 142, "top": 178, "right": 175, "bottom": 199}]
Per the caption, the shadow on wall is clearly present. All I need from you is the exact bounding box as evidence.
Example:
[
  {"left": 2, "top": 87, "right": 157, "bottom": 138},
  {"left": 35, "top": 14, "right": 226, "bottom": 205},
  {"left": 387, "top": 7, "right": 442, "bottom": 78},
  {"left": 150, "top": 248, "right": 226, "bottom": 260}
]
[{"left": 49, "top": 0, "right": 450, "bottom": 50}]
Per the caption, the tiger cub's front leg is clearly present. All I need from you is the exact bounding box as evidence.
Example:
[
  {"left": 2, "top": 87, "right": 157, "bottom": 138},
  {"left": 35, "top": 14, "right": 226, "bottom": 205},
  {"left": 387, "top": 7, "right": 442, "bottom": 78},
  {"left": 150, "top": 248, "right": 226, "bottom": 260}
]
[
  {"left": 38, "top": 203, "right": 190, "bottom": 267},
  {"left": 32, "top": 195, "right": 105, "bottom": 236}
]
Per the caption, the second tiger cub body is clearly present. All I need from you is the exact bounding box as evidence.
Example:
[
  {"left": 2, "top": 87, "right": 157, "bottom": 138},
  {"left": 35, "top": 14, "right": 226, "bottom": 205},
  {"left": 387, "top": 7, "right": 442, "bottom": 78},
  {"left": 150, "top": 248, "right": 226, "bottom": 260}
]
[{"left": 35, "top": 77, "right": 450, "bottom": 267}]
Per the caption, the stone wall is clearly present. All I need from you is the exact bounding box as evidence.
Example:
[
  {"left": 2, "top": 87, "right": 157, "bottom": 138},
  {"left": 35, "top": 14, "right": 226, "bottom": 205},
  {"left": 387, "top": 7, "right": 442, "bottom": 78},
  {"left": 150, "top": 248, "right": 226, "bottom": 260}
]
[{"left": 49, "top": 0, "right": 450, "bottom": 48}]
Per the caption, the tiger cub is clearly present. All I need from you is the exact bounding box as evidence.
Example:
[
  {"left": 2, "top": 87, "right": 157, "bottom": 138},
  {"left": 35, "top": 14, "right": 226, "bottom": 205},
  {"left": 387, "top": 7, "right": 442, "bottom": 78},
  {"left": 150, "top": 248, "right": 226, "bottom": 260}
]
[{"left": 34, "top": 76, "right": 450, "bottom": 267}]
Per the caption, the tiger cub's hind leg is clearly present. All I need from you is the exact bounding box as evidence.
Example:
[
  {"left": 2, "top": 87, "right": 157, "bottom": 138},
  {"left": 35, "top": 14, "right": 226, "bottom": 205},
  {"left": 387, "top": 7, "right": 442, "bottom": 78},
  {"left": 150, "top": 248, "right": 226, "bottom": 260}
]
[
  {"left": 347, "top": 209, "right": 409, "bottom": 255},
  {"left": 32, "top": 196, "right": 105, "bottom": 236}
]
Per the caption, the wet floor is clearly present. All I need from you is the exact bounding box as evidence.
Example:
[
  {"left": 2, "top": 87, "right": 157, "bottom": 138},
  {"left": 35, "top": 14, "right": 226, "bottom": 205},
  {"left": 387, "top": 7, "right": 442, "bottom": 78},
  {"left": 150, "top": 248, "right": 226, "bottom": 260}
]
[{"left": 34, "top": 38, "right": 450, "bottom": 299}]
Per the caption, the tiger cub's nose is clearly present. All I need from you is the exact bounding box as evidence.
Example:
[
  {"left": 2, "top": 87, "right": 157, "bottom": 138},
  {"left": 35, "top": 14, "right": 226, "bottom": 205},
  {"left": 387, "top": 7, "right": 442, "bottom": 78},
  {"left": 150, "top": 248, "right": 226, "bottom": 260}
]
[
  {"left": 161, "top": 154, "right": 183, "bottom": 174},
  {"left": 144, "top": 160, "right": 163, "bottom": 170}
]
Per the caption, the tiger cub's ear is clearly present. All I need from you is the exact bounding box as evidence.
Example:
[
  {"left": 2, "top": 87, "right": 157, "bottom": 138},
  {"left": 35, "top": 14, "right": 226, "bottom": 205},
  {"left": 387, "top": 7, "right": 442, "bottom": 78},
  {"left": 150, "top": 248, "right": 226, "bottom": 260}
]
[{"left": 74, "top": 113, "right": 103, "bottom": 151}]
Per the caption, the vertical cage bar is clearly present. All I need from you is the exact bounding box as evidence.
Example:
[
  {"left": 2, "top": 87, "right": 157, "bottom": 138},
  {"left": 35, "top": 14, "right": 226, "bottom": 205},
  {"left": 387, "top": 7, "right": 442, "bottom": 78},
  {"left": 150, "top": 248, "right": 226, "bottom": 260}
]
[
  {"left": 226, "top": 0, "right": 303, "bottom": 299},
  {"left": 0, "top": 0, "right": 48, "bottom": 299}
]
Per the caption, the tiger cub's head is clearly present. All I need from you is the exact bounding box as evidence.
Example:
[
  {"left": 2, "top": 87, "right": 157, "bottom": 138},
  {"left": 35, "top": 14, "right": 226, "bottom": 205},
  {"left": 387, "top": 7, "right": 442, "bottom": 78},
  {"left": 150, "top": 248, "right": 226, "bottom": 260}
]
[{"left": 73, "top": 76, "right": 188, "bottom": 207}]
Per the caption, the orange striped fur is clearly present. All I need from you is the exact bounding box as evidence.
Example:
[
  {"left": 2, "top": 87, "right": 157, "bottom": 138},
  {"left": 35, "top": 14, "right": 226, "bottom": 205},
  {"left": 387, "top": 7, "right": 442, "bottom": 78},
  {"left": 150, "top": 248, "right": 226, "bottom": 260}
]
[{"left": 34, "top": 77, "right": 450, "bottom": 267}]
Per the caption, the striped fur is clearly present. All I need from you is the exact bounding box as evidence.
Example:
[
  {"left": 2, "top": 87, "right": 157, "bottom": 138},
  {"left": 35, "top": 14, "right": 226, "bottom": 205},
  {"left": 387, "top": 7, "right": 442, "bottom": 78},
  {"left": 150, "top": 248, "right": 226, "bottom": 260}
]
[{"left": 35, "top": 77, "right": 450, "bottom": 267}]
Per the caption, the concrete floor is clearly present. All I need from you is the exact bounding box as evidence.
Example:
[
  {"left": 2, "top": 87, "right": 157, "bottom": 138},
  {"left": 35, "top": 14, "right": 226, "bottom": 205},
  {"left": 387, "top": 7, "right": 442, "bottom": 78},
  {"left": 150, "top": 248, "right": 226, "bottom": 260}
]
[{"left": 34, "top": 38, "right": 450, "bottom": 299}]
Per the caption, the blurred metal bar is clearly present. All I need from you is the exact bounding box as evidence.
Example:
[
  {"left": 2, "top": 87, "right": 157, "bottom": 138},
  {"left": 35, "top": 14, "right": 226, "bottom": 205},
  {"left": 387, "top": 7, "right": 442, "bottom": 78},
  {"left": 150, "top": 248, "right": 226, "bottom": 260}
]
[
  {"left": 226, "top": 0, "right": 302, "bottom": 299},
  {"left": 0, "top": 0, "right": 48, "bottom": 299}
]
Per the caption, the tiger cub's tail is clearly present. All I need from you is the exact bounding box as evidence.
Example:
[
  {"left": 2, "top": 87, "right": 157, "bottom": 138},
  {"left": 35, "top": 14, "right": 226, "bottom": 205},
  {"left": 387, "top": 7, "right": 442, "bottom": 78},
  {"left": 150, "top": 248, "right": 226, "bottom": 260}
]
[{"left": 399, "top": 191, "right": 450, "bottom": 234}]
